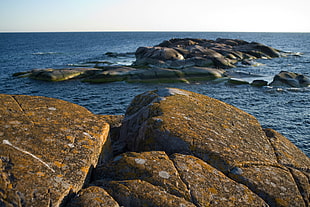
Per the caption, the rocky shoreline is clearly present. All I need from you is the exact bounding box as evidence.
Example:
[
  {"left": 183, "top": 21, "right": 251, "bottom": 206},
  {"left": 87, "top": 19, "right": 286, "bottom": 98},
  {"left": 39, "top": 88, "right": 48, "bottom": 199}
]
[
  {"left": 1, "top": 88, "right": 309, "bottom": 207},
  {"left": 13, "top": 38, "right": 310, "bottom": 87}
]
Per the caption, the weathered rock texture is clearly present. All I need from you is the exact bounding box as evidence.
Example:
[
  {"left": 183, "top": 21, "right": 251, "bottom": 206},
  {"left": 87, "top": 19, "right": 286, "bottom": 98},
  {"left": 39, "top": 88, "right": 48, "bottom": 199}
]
[
  {"left": 115, "top": 88, "right": 310, "bottom": 207},
  {"left": 93, "top": 151, "right": 192, "bottom": 201},
  {"left": 1, "top": 88, "right": 309, "bottom": 207},
  {"left": 66, "top": 186, "right": 119, "bottom": 207},
  {"left": 170, "top": 154, "right": 267, "bottom": 206},
  {"left": 0, "top": 94, "right": 110, "bottom": 206}
]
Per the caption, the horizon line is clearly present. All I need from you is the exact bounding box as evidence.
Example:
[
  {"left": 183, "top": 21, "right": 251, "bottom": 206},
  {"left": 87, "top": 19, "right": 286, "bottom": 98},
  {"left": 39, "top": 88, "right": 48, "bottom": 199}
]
[{"left": 1, "top": 30, "right": 310, "bottom": 34}]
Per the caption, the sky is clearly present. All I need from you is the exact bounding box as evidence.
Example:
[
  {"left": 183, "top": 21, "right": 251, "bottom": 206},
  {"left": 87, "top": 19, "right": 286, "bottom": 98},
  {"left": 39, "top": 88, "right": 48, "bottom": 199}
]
[{"left": 0, "top": 0, "right": 309, "bottom": 32}]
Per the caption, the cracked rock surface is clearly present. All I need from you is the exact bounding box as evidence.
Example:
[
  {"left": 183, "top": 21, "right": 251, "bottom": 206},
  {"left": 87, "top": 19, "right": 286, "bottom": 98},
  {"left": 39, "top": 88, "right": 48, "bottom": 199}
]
[
  {"left": 0, "top": 94, "right": 110, "bottom": 206},
  {"left": 1, "top": 88, "right": 309, "bottom": 207},
  {"left": 114, "top": 88, "right": 309, "bottom": 207}
]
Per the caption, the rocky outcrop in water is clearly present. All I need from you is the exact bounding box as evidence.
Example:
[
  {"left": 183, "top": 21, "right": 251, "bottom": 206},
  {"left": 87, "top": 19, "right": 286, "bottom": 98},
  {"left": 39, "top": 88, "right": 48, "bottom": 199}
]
[
  {"left": 1, "top": 89, "right": 309, "bottom": 206},
  {"left": 14, "top": 66, "right": 225, "bottom": 83},
  {"left": 14, "top": 38, "right": 299, "bottom": 85},
  {"left": 134, "top": 38, "right": 281, "bottom": 69},
  {"left": 270, "top": 71, "right": 310, "bottom": 87}
]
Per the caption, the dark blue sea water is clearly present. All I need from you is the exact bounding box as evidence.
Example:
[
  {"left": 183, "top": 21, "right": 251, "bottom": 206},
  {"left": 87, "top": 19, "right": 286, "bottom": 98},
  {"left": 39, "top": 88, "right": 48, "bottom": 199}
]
[{"left": 0, "top": 32, "right": 309, "bottom": 156}]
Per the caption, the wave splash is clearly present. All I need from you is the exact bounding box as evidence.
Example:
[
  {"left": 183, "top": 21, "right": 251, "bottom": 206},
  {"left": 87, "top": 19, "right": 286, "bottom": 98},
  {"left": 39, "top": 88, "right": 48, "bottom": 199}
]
[{"left": 32, "top": 52, "right": 63, "bottom": 55}]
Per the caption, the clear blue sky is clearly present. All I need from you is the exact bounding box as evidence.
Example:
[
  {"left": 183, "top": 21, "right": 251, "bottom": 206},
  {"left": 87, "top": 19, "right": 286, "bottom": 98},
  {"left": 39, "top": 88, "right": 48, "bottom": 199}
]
[{"left": 1, "top": 0, "right": 309, "bottom": 32}]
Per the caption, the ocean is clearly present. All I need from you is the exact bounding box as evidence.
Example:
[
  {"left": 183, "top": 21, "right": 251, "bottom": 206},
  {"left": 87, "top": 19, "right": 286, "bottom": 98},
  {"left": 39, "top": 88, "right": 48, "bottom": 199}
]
[{"left": 0, "top": 32, "right": 309, "bottom": 156}]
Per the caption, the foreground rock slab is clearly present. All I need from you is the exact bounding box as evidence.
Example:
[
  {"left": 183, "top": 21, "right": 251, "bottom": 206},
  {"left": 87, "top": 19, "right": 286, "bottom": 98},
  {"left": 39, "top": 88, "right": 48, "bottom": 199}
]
[
  {"left": 171, "top": 153, "right": 267, "bottom": 206},
  {"left": 0, "top": 94, "right": 110, "bottom": 206},
  {"left": 100, "top": 179, "right": 196, "bottom": 207},
  {"left": 118, "top": 88, "right": 309, "bottom": 206},
  {"left": 93, "top": 151, "right": 192, "bottom": 201},
  {"left": 66, "top": 186, "right": 119, "bottom": 207},
  {"left": 1, "top": 88, "right": 309, "bottom": 207}
]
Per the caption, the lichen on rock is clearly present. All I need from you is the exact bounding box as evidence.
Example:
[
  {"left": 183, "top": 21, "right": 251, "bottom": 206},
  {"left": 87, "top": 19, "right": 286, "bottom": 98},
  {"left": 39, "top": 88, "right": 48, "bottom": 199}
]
[
  {"left": 116, "top": 88, "right": 309, "bottom": 206},
  {"left": 0, "top": 94, "right": 111, "bottom": 206},
  {"left": 1, "top": 88, "right": 309, "bottom": 207}
]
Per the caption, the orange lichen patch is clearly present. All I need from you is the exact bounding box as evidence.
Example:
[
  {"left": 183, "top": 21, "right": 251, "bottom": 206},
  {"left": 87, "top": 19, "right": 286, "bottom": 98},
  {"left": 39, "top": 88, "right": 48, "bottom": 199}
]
[
  {"left": 275, "top": 198, "right": 289, "bottom": 206},
  {"left": 36, "top": 172, "right": 45, "bottom": 177},
  {"left": 82, "top": 144, "right": 93, "bottom": 150},
  {"left": 56, "top": 174, "right": 63, "bottom": 178},
  {"left": 94, "top": 197, "right": 104, "bottom": 202},
  {"left": 229, "top": 144, "right": 238, "bottom": 149},
  {"left": 91, "top": 126, "right": 100, "bottom": 131},
  {"left": 72, "top": 149, "right": 79, "bottom": 154},
  {"left": 81, "top": 166, "right": 89, "bottom": 173},
  {"left": 25, "top": 112, "right": 35, "bottom": 116},
  {"left": 54, "top": 161, "right": 66, "bottom": 168},
  {"left": 66, "top": 135, "right": 75, "bottom": 142},
  {"left": 208, "top": 187, "right": 218, "bottom": 194}
]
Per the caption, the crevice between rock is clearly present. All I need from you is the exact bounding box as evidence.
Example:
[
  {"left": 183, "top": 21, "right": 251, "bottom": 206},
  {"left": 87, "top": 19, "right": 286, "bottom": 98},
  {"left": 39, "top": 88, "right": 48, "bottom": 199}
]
[
  {"left": 262, "top": 128, "right": 308, "bottom": 206},
  {"left": 168, "top": 155, "right": 198, "bottom": 206},
  {"left": 11, "top": 95, "right": 35, "bottom": 126}
]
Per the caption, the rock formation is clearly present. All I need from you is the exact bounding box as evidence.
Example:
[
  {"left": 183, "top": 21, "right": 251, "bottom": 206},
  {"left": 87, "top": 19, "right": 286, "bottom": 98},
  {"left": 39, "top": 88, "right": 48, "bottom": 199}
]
[
  {"left": 0, "top": 94, "right": 111, "bottom": 206},
  {"left": 15, "top": 38, "right": 306, "bottom": 85},
  {"left": 1, "top": 88, "right": 309, "bottom": 207},
  {"left": 134, "top": 38, "right": 281, "bottom": 69},
  {"left": 110, "top": 89, "right": 310, "bottom": 206},
  {"left": 270, "top": 71, "right": 310, "bottom": 87}
]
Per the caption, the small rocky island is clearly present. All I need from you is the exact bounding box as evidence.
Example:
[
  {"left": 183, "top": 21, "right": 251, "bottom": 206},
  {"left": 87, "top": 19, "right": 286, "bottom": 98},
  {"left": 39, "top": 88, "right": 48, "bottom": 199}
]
[
  {"left": 1, "top": 88, "right": 310, "bottom": 206},
  {"left": 13, "top": 38, "right": 310, "bottom": 87}
]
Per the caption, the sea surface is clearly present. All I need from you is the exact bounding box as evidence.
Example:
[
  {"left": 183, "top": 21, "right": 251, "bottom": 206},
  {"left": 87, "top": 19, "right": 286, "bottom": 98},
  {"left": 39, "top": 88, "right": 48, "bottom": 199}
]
[{"left": 0, "top": 32, "right": 309, "bottom": 156}]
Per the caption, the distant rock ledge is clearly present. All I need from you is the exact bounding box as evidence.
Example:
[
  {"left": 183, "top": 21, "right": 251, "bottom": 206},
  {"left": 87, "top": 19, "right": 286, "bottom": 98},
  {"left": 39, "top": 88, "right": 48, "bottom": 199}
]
[
  {"left": 13, "top": 38, "right": 309, "bottom": 87},
  {"left": 1, "top": 88, "right": 309, "bottom": 206}
]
